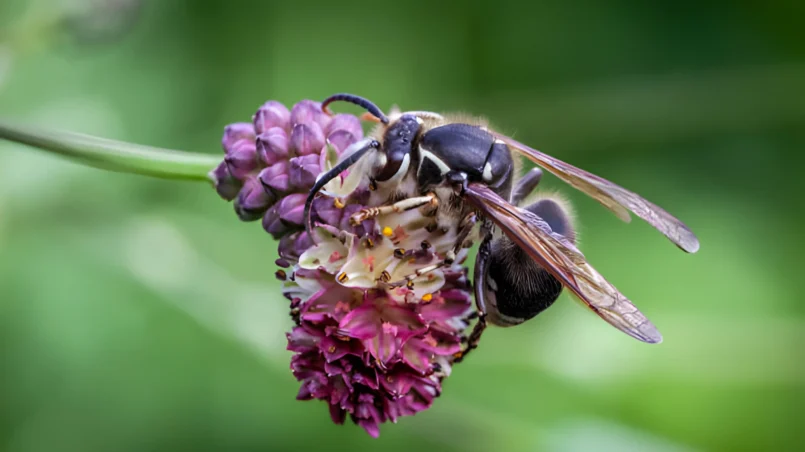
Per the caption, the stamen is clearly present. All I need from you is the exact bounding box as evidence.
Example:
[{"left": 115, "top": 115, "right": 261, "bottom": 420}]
[
  {"left": 275, "top": 269, "right": 287, "bottom": 280},
  {"left": 337, "top": 273, "right": 349, "bottom": 283},
  {"left": 393, "top": 248, "right": 406, "bottom": 258},
  {"left": 334, "top": 198, "right": 345, "bottom": 209},
  {"left": 382, "top": 226, "right": 393, "bottom": 237},
  {"left": 422, "top": 293, "right": 433, "bottom": 302}
]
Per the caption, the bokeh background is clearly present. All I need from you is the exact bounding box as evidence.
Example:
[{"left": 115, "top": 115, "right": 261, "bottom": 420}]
[{"left": 1, "top": 1, "right": 803, "bottom": 451}]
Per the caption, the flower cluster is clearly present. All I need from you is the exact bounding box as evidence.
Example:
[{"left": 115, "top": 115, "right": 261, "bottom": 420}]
[{"left": 210, "top": 100, "right": 474, "bottom": 437}]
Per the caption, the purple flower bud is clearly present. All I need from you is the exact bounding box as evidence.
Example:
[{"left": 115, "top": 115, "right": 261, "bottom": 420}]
[
  {"left": 289, "top": 154, "right": 321, "bottom": 190},
  {"left": 262, "top": 204, "right": 289, "bottom": 238},
  {"left": 277, "top": 231, "right": 313, "bottom": 263},
  {"left": 254, "top": 101, "right": 290, "bottom": 134},
  {"left": 256, "top": 127, "right": 289, "bottom": 166},
  {"left": 290, "top": 99, "right": 330, "bottom": 131},
  {"left": 234, "top": 177, "right": 275, "bottom": 221},
  {"left": 210, "top": 161, "right": 241, "bottom": 201},
  {"left": 326, "top": 114, "right": 363, "bottom": 139},
  {"left": 290, "top": 122, "right": 325, "bottom": 157},
  {"left": 222, "top": 123, "right": 256, "bottom": 153},
  {"left": 326, "top": 130, "right": 358, "bottom": 155},
  {"left": 310, "top": 196, "right": 345, "bottom": 228},
  {"left": 277, "top": 193, "right": 307, "bottom": 226},
  {"left": 278, "top": 232, "right": 301, "bottom": 262},
  {"left": 258, "top": 161, "right": 290, "bottom": 194},
  {"left": 224, "top": 139, "right": 258, "bottom": 180}
]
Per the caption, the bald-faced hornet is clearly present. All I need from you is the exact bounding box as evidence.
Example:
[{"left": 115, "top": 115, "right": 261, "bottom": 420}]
[{"left": 304, "top": 93, "right": 699, "bottom": 359}]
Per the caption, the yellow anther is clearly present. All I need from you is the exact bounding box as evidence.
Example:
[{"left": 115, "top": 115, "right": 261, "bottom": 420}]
[
  {"left": 422, "top": 293, "right": 433, "bottom": 302},
  {"left": 333, "top": 198, "right": 345, "bottom": 209},
  {"left": 382, "top": 226, "right": 393, "bottom": 237}
]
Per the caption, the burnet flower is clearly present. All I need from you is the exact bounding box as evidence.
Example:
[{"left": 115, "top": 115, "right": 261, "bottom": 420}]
[{"left": 209, "top": 100, "right": 474, "bottom": 437}]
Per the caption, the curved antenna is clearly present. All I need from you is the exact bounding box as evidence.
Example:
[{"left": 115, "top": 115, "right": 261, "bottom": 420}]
[
  {"left": 303, "top": 139, "right": 381, "bottom": 235},
  {"left": 322, "top": 93, "right": 390, "bottom": 124}
]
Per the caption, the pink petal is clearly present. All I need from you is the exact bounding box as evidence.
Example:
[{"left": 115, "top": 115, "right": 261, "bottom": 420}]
[
  {"left": 351, "top": 367, "right": 379, "bottom": 390},
  {"left": 329, "top": 404, "right": 347, "bottom": 425},
  {"left": 380, "top": 304, "right": 427, "bottom": 342},
  {"left": 411, "top": 329, "right": 462, "bottom": 356},
  {"left": 301, "top": 285, "right": 357, "bottom": 323},
  {"left": 379, "top": 369, "right": 416, "bottom": 399},
  {"left": 357, "top": 418, "right": 381, "bottom": 438},
  {"left": 418, "top": 289, "right": 472, "bottom": 323},
  {"left": 365, "top": 328, "right": 403, "bottom": 366},
  {"left": 401, "top": 342, "right": 433, "bottom": 375},
  {"left": 338, "top": 304, "right": 381, "bottom": 340},
  {"left": 286, "top": 325, "right": 322, "bottom": 352},
  {"left": 320, "top": 336, "right": 361, "bottom": 362}
]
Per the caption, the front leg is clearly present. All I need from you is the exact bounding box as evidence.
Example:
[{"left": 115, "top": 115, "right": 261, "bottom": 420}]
[{"left": 349, "top": 193, "right": 438, "bottom": 225}]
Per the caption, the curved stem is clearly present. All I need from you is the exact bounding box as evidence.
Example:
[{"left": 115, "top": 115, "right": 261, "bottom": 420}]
[{"left": 0, "top": 120, "right": 221, "bottom": 182}]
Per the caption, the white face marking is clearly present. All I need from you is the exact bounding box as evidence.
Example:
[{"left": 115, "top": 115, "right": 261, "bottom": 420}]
[
  {"left": 392, "top": 154, "right": 411, "bottom": 181},
  {"left": 483, "top": 162, "right": 493, "bottom": 181},
  {"left": 419, "top": 147, "right": 451, "bottom": 175},
  {"left": 494, "top": 139, "right": 505, "bottom": 145}
]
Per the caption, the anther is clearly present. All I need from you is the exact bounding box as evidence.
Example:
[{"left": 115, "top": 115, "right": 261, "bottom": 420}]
[
  {"left": 382, "top": 226, "right": 394, "bottom": 237},
  {"left": 420, "top": 240, "right": 431, "bottom": 250},
  {"left": 337, "top": 273, "right": 349, "bottom": 283},
  {"left": 333, "top": 198, "right": 345, "bottom": 209},
  {"left": 393, "top": 248, "right": 406, "bottom": 258},
  {"left": 275, "top": 269, "right": 287, "bottom": 281}
]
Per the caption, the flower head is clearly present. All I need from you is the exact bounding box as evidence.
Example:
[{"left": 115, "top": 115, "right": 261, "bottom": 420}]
[{"left": 210, "top": 99, "right": 474, "bottom": 437}]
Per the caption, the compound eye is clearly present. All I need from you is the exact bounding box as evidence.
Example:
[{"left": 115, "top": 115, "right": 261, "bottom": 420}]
[{"left": 375, "top": 150, "right": 407, "bottom": 182}]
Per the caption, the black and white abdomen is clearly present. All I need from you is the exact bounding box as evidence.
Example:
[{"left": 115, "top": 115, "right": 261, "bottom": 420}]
[{"left": 483, "top": 197, "right": 577, "bottom": 327}]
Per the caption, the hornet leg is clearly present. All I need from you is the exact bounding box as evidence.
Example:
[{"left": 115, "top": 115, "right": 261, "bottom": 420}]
[
  {"left": 349, "top": 193, "right": 438, "bottom": 225},
  {"left": 453, "top": 219, "right": 493, "bottom": 363},
  {"left": 510, "top": 167, "right": 543, "bottom": 206}
]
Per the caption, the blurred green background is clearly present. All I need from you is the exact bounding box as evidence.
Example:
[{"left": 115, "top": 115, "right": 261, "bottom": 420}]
[{"left": 1, "top": 1, "right": 803, "bottom": 451}]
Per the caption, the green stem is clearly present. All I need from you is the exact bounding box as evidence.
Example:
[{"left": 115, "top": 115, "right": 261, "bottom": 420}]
[{"left": 0, "top": 121, "right": 221, "bottom": 182}]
